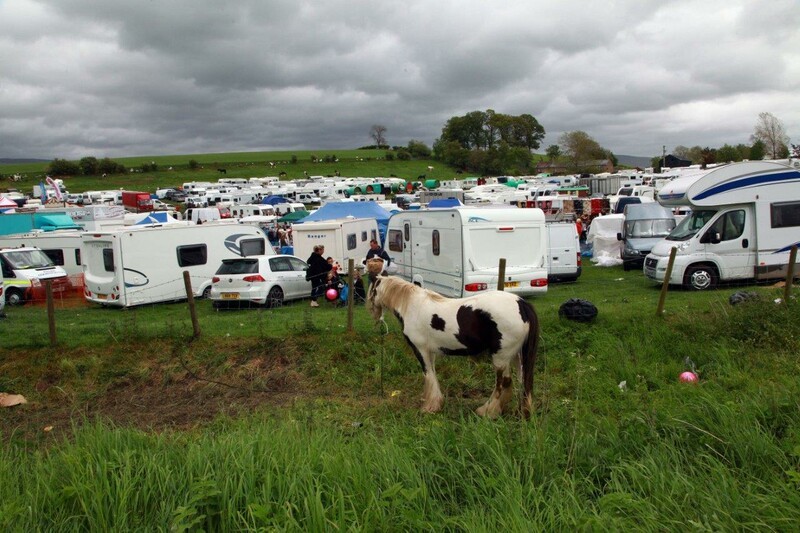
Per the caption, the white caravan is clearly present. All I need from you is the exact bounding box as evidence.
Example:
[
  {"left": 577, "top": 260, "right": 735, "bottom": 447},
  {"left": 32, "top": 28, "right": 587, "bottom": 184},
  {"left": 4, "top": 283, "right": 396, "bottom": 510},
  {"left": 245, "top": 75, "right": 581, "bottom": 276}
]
[
  {"left": 384, "top": 207, "right": 549, "bottom": 298},
  {"left": 645, "top": 161, "right": 800, "bottom": 290},
  {"left": 292, "top": 218, "right": 379, "bottom": 267},
  {"left": 546, "top": 222, "right": 581, "bottom": 282},
  {"left": 82, "top": 223, "right": 271, "bottom": 307}
]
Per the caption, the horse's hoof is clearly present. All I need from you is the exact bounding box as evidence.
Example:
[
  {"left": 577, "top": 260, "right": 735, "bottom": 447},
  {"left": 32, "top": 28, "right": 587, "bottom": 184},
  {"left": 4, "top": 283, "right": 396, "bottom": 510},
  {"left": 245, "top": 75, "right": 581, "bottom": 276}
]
[
  {"left": 476, "top": 403, "right": 501, "bottom": 419},
  {"left": 420, "top": 397, "right": 443, "bottom": 413}
]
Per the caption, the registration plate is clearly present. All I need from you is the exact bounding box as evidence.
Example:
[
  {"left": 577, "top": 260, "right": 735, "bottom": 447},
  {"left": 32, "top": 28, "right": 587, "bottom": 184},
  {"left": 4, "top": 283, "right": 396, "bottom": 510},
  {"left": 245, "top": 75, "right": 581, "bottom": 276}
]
[
  {"left": 96, "top": 293, "right": 108, "bottom": 300},
  {"left": 221, "top": 293, "right": 240, "bottom": 300},
  {"left": 504, "top": 281, "right": 519, "bottom": 288}
]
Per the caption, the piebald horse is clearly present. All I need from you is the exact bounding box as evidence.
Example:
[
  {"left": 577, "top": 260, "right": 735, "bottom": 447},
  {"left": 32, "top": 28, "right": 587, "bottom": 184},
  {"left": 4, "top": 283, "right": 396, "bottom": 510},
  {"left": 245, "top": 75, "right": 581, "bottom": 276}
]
[{"left": 368, "top": 275, "right": 539, "bottom": 418}]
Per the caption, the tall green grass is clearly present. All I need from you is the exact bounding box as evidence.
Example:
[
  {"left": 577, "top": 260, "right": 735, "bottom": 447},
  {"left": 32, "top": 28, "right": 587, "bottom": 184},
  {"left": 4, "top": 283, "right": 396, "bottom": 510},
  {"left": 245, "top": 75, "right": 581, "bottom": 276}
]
[{"left": 2, "top": 264, "right": 800, "bottom": 530}]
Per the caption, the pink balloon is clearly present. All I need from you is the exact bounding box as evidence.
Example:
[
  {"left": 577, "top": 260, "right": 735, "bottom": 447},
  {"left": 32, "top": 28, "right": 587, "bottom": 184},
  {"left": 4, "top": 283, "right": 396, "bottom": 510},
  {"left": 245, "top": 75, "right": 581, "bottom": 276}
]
[
  {"left": 679, "top": 371, "right": 698, "bottom": 383},
  {"left": 326, "top": 288, "right": 338, "bottom": 301}
]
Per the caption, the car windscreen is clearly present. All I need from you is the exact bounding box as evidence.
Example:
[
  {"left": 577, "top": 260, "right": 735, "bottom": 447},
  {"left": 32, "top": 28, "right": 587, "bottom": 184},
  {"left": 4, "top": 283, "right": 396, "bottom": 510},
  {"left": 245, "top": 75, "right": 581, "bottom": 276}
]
[
  {"left": 666, "top": 210, "right": 716, "bottom": 241},
  {"left": 625, "top": 218, "right": 676, "bottom": 238},
  {"left": 216, "top": 258, "right": 259, "bottom": 275},
  {"left": 2, "top": 249, "right": 55, "bottom": 269}
]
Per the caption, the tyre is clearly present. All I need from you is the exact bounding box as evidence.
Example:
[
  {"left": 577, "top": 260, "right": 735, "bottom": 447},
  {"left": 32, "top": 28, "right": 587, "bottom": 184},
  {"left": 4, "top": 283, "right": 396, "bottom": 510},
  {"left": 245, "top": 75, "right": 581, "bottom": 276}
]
[
  {"left": 6, "top": 288, "right": 25, "bottom": 306},
  {"left": 201, "top": 286, "right": 212, "bottom": 299},
  {"left": 266, "top": 286, "right": 284, "bottom": 308},
  {"left": 683, "top": 265, "right": 718, "bottom": 291},
  {"left": 622, "top": 262, "right": 631, "bottom": 272}
]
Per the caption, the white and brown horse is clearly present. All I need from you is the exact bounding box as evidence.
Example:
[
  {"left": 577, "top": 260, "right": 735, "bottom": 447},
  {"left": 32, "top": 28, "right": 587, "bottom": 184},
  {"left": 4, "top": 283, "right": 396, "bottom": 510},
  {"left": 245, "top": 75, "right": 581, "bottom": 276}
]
[{"left": 368, "top": 275, "right": 539, "bottom": 418}]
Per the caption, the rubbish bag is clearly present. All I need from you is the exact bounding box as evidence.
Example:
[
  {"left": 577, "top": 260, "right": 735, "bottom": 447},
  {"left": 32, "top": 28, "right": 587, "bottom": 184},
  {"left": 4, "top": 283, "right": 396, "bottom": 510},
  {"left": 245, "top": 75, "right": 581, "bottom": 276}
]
[
  {"left": 559, "top": 298, "right": 598, "bottom": 322},
  {"left": 729, "top": 291, "right": 759, "bottom": 306}
]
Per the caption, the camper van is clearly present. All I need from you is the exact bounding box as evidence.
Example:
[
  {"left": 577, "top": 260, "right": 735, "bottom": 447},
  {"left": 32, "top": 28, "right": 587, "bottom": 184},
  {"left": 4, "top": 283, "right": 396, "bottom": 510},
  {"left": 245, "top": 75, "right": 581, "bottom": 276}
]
[
  {"left": 82, "top": 223, "right": 271, "bottom": 307},
  {"left": 0, "top": 246, "right": 70, "bottom": 305},
  {"left": 292, "top": 218, "right": 379, "bottom": 268},
  {"left": 645, "top": 161, "right": 800, "bottom": 290},
  {"left": 617, "top": 203, "right": 676, "bottom": 271},
  {"left": 384, "top": 207, "right": 549, "bottom": 298}
]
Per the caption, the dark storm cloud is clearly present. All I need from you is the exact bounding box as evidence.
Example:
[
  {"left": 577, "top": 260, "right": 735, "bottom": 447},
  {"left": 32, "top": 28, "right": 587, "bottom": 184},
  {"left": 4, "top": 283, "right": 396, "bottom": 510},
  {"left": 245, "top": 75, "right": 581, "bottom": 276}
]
[{"left": 0, "top": 0, "right": 797, "bottom": 160}]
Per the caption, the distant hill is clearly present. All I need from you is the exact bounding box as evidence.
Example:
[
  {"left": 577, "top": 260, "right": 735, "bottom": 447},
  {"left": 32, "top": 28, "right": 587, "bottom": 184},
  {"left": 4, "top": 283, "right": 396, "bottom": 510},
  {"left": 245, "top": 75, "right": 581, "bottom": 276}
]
[
  {"left": 0, "top": 158, "right": 50, "bottom": 164},
  {"left": 616, "top": 154, "right": 652, "bottom": 168}
]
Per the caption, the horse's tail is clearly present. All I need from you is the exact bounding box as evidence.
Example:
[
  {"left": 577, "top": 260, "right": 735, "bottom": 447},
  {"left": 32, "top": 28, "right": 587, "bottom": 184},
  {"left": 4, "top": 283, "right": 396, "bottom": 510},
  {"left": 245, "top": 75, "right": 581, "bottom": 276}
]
[{"left": 518, "top": 299, "right": 539, "bottom": 420}]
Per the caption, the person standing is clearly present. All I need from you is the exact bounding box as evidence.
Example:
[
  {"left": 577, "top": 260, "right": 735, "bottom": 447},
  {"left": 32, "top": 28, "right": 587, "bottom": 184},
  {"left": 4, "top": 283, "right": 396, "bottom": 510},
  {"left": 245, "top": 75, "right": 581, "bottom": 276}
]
[
  {"left": 365, "top": 239, "right": 391, "bottom": 281},
  {"left": 306, "top": 244, "right": 332, "bottom": 307}
]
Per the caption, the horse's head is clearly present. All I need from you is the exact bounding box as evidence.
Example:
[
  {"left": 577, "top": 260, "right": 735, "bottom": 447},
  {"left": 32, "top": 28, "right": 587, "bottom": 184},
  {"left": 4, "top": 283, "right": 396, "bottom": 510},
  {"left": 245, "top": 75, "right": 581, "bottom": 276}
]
[{"left": 366, "top": 273, "right": 388, "bottom": 322}]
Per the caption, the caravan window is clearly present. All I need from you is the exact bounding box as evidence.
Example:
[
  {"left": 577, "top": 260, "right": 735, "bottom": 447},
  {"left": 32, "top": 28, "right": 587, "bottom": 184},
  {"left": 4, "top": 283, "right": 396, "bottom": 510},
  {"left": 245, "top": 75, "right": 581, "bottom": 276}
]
[
  {"left": 75, "top": 249, "right": 81, "bottom": 266},
  {"left": 371, "top": 229, "right": 377, "bottom": 242},
  {"left": 771, "top": 201, "right": 800, "bottom": 228},
  {"left": 388, "top": 229, "right": 403, "bottom": 252},
  {"left": 103, "top": 249, "right": 115, "bottom": 272},
  {"left": 432, "top": 230, "right": 440, "bottom": 256},
  {"left": 346, "top": 233, "right": 357, "bottom": 250},
  {"left": 239, "top": 238, "right": 265, "bottom": 257},
  {"left": 43, "top": 249, "right": 65, "bottom": 266},
  {"left": 361, "top": 231, "right": 368, "bottom": 242},
  {"left": 177, "top": 245, "right": 207, "bottom": 267}
]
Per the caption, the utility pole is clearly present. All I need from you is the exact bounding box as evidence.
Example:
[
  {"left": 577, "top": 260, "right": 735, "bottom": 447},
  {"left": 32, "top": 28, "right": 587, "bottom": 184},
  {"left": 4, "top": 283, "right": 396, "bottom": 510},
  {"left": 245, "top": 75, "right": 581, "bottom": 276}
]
[{"left": 661, "top": 145, "right": 666, "bottom": 172}]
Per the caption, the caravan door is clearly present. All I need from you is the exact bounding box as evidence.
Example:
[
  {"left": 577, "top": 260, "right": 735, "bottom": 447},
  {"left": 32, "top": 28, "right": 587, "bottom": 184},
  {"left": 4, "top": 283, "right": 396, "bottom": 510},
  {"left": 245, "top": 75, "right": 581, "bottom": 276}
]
[{"left": 384, "top": 220, "right": 413, "bottom": 280}]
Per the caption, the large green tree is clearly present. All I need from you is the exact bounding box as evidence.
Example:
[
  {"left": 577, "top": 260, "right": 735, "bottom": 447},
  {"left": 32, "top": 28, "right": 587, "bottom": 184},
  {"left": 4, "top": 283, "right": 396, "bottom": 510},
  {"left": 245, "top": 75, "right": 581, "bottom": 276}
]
[
  {"left": 558, "top": 130, "right": 606, "bottom": 172},
  {"left": 751, "top": 112, "right": 790, "bottom": 159}
]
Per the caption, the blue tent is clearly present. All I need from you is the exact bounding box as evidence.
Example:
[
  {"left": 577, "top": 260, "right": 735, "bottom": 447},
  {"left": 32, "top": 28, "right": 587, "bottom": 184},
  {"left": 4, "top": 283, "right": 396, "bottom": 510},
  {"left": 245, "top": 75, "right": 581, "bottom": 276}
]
[
  {"left": 428, "top": 198, "right": 463, "bottom": 208},
  {"left": 134, "top": 211, "right": 179, "bottom": 225},
  {"left": 297, "top": 201, "right": 393, "bottom": 240},
  {"left": 260, "top": 195, "right": 289, "bottom": 205}
]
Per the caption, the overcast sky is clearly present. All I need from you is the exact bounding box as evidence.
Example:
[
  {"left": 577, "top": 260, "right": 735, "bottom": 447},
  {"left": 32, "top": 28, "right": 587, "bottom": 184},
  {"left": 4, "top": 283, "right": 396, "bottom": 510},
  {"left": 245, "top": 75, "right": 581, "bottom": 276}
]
[{"left": 1, "top": 0, "right": 798, "bottom": 161}]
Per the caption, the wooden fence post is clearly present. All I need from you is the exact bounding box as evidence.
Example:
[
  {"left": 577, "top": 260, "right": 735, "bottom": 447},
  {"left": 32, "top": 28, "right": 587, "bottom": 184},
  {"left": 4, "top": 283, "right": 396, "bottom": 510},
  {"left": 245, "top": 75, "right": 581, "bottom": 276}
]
[
  {"left": 497, "top": 258, "right": 507, "bottom": 291},
  {"left": 656, "top": 247, "right": 677, "bottom": 317},
  {"left": 183, "top": 270, "right": 201, "bottom": 338},
  {"left": 784, "top": 245, "right": 797, "bottom": 305},
  {"left": 46, "top": 280, "right": 57, "bottom": 347},
  {"left": 347, "top": 258, "right": 354, "bottom": 332}
]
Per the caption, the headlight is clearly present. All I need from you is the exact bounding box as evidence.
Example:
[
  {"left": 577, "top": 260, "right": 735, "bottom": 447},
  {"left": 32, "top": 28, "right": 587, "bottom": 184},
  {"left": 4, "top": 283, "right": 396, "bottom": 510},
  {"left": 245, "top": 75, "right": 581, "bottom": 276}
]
[{"left": 676, "top": 241, "right": 692, "bottom": 251}]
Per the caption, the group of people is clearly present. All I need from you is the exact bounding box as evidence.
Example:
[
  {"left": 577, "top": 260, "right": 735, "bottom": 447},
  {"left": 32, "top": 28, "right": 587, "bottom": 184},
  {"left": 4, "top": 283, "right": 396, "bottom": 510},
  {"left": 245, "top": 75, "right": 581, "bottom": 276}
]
[{"left": 305, "top": 239, "right": 389, "bottom": 307}]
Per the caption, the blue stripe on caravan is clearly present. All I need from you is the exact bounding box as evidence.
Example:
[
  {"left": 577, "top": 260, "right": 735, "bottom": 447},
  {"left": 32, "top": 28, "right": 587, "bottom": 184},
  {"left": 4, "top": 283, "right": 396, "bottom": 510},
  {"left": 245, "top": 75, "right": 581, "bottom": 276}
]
[{"left": 694, "top": 171, "right": 800, "bottom": 201}]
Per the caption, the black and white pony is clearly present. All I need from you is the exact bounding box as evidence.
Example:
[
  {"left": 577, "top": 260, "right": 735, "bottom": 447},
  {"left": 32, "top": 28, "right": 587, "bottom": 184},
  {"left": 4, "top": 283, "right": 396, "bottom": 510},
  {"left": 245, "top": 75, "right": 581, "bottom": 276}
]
[{"left": 368, "top": 275, "right": 539, "bottom": 418}]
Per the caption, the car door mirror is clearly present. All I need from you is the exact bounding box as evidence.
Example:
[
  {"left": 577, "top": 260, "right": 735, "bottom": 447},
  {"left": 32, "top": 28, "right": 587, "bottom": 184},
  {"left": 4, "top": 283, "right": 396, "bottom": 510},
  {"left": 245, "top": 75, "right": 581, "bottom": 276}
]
[
  {"left": 700, "top": 232, "right": 721, "bottom": 244},
  {"left": 616, "top": 232, "right": 623, "bottom": 241}
]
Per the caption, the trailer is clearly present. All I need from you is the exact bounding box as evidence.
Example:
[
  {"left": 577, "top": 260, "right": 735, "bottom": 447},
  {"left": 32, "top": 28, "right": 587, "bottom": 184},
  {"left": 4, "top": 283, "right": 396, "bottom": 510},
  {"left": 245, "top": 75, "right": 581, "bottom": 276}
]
[
  {"left": 384, "top": 207, "right": 549, "bottom": 298},
  {"left": 291, "top": 218, "right": 379, "bottom": 266},
  {"left": 645, "top": 161, "right": 800, "bottom": 290},
  {"left": 82, "top": 223, "right": 271, "bottom": 307}
]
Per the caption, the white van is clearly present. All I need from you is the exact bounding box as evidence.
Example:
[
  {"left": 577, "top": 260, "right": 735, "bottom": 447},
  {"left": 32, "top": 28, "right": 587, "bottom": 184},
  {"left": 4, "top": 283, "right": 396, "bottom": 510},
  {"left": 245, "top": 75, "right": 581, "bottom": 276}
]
[
  {"left": 0, "top": 246, "right": 70, "bottom": 305},
  {"left": 292, "top": 218, "right": 379, "bottom": 267},
  {"left": 82, "top": 223, "right": 271, "bottom": 307},
  {"left": 646, "top": 161, "right": 800, "bottom": 290},
  {"left": 0, "top": 231, "right": 84, "bottom": 291},
  {"left": 546, "top": 222, "right": 581, "bottom": 282},
  {"left": 384, "top": 207, "right": 549, "bottom": 298}
]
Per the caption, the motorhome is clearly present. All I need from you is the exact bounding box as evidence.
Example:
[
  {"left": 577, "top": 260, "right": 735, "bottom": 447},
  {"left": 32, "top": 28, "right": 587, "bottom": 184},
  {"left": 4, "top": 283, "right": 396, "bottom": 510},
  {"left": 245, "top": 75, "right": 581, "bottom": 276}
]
[
  {"left": 384, "top": 207, "right": 549, "bottom": 298},
  {"left": 645, "top": 161, "right": 800, "bottom": 290},
  {"left": 82, "top": 223, "right": 271, "bottom": 307},
  {"left": 291, "top": 218, "right": 379, "bottom": 267},
  {"left": 0, "top": 246, "right": 70, "bottom": 305}
]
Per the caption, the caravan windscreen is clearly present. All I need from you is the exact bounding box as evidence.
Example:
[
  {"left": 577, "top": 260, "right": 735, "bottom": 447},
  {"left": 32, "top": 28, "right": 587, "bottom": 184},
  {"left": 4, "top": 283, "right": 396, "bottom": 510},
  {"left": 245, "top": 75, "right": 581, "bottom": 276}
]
[{"left": 468, "top": 227, "right": 543, "bottom": 269}]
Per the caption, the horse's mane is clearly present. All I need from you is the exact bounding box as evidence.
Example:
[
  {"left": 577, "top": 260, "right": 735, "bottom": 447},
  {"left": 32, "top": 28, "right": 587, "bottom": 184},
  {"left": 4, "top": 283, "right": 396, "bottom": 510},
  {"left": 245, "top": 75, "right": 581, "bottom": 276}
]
[{"left": 378, "top": 276, "right": 447, "bottom": 315}]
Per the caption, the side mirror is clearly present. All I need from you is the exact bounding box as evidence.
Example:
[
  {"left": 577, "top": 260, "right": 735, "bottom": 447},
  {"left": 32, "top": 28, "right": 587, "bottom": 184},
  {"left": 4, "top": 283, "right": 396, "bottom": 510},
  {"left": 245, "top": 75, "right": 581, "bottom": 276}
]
[
  {"left": 616, "top": 232, "right": 623, "bottom": 241},
  {"left": 700, "top": 232, "right": 721, "bottom": 244}
]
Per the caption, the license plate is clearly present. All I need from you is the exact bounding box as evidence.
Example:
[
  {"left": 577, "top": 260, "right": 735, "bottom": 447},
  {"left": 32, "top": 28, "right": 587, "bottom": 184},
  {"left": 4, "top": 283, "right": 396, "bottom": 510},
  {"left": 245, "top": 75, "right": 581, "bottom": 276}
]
[
  {"left": 96, "top": 293, "right": 108, "bottom": 300},
  {"left": 504, "top": 281, "right": 519, "bottom": 288},
  {"left": 221, "top": 293, "right": 240, "bottom": 300}
]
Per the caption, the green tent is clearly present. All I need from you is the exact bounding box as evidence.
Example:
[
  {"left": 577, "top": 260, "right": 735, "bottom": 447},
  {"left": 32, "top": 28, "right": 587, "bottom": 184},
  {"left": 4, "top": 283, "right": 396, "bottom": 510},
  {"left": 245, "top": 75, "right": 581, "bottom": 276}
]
[{"left": 278, "top": 210, "right": 310, "bottom": 223}]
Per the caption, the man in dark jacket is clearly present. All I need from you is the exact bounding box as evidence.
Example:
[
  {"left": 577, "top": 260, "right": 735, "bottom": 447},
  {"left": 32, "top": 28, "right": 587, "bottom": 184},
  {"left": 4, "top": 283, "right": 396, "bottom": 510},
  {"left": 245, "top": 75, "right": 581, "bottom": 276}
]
[
  {"left": 365, "top": 239, "right": 391, "bottom": 281},
  {"left": 306, "top": 244, "right": 332, "bottom": 307}
]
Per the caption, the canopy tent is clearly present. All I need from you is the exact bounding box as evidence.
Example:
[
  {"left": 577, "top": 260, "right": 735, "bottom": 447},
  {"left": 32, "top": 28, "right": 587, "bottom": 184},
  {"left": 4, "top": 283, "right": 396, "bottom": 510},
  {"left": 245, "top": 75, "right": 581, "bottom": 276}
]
[
  {"left": 0, "top": 195, "right": 17, "bottom": 213},
  {"left": 260, "top": 195, "right": 289, "bottom": 205},
  {"left": 277, "top": 210, "right": 311, "bottom": 223},
  {"left": 296, "top": 201, "right": 393, "bottom": 240},
  {"left": 132, "top": 211, "right": 181, "bottom": 225}
]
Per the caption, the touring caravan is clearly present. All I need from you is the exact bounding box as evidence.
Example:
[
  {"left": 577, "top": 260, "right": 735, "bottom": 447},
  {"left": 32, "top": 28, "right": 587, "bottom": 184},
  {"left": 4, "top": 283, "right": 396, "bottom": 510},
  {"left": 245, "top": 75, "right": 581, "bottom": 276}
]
[
  {"left": 645, "top": 161, "right": 800, "bottom": 290},
  {"left": 384, "top": 207, "right": 549, "bottom": 298},
  {"left": 292, "top": 218, "right": 379, "bottom": 267},
  {"left": 82, "top": 223, "right": 271, "bottom": 307}
]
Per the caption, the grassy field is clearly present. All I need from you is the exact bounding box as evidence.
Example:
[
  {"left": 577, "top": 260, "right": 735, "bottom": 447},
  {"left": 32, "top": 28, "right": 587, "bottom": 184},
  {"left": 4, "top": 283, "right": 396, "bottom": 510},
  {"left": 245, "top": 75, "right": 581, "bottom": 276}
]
[
  {"left": 2, "top": 264, "right": 799, "bottom": 530},
  {"left": 0, "top": 149, "right": 489, "bottom": 198}
]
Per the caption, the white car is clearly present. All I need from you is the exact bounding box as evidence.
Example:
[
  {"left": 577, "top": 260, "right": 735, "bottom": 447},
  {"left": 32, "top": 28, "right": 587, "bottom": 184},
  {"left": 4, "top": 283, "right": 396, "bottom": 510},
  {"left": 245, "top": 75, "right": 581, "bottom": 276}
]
[{"left": 210, "top": 254, "right": 312, "bottom": 308}]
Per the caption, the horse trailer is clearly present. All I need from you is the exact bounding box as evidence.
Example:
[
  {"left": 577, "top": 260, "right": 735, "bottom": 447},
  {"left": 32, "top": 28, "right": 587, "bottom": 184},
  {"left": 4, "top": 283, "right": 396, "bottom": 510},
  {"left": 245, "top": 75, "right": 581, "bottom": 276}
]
[{"left": 384, "top": 207, "right": 549, "bottom": 298}]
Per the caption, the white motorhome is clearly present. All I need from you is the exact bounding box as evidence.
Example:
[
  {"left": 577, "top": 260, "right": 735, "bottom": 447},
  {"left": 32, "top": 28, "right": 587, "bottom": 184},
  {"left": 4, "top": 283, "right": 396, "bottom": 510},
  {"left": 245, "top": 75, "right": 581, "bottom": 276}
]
[
  {"left": 0, "top": 246, "right": 71, "bottom": 305},
  {"left": 645, "top": 161, "right": 800, "bottom": 290},
  {"left": 82, "top": 223, "right": 271, "bottom": 307},
  {"left": 292, "top": 218, "right": 379, "bottom": 267},
  {"left": 384, "top": 207, "right": 549, "bottom": 298}
]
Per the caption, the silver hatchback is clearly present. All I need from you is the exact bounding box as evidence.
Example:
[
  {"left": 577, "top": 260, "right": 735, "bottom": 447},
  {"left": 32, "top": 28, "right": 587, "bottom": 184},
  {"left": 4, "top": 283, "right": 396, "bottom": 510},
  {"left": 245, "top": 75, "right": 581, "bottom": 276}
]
[{"left": 210, "top": 254, "right": 311, "bottom": 308}]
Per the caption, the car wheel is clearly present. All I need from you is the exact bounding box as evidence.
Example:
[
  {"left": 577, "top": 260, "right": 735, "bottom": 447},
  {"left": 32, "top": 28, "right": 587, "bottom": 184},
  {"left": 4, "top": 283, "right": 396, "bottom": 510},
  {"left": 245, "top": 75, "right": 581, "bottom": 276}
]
[
  {"left": 266, "top": 286, "right": 284, "bottom": 308},
  {"left": 201, "top": 286, "right": 212, "bottom": 299},
  {"left": 683, "top": 264, "right": 718, "bottom": 291},
  {"left": 622, "top": 262, "right": 631, "bottom": 271},
  {"left": 6, "top": 288, "right": 25, "bottom": 306}
]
